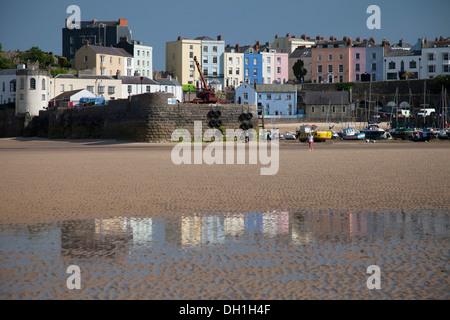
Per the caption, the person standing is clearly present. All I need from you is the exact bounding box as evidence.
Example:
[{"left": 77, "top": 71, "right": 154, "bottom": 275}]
[{"left": 308, "top": 133, "right": 314, "bottom": 151}]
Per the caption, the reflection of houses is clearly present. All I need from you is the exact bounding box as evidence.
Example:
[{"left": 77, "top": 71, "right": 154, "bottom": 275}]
[
  {"left": 61, "top": 217, "right": 131, "bottom": 261},
  {"left": 181, "top": 216, "right": 202, "bottom": 247},
  {"left": 311, "top": 212, "right": 350, "bottom": 239},
  {"left": 224, "top": 213, "right": 244, "bottom": 237}
]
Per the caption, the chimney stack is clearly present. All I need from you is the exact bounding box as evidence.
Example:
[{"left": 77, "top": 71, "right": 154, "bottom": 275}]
[
  {"left": 217, "top": 35, "right": 222, "bottom": 41},
  {"left": 439, "top": 36, "right": 444, "bottom": 41},
  {"left": 236, "top": 43, "right": 240, "bottom": 53},
  {"left": 356, "top": 36, "right": 361, "bottom": 42},
  {"left": 301, "top": 34, "right": 306, "bottom": 40},
  {"left": 370, "top": 37, "right": 375, "bottom": 44},
  {"left": 275, "top": 34, "right": 278, "bottom": 39},
  {"left": 348, "top": 38, "right": 352, "bottom": 46},
  {"left": 177, "top": 36, "right": 181, "bottom": 41},
  {"left": 84, "top": 40, "right": 89, "bottom": 46},
  {"left": 286, "top": 33, "right": 290, "bottom": 39},
  {"left": 316, "top": 35, "right": 321, "bottom": 40}
]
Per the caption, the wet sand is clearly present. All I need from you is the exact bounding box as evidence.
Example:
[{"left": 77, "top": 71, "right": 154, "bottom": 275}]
[{"left": 0, "top": 137, "right": 449, "bottom": 300}]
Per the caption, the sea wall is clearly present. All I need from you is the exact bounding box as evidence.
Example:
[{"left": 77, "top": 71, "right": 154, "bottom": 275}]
[{"left": 1, "top": 93, "right": 258, "bottom": 142}]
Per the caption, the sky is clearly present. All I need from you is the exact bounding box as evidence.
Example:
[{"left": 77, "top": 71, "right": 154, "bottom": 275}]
[{"left": 0, "top": 0, "right": 449, "bottom": 71}]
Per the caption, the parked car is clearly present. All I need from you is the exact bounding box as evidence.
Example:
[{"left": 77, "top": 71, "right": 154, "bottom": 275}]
[
  {"left": 416, "top": 108, "right": 436, "bottom": 117},
  {"left": 282, "top": 132, "right": 297, "bottom": 140}
]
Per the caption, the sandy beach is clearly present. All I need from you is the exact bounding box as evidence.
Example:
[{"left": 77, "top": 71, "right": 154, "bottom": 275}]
[{"left": 0, "top": 137, "right": 449, "bottom": 300}]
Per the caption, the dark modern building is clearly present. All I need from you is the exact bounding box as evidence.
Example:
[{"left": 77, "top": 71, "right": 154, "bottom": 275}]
[{"left": 62, "top": 18, "right": 132, "bottom": 62}]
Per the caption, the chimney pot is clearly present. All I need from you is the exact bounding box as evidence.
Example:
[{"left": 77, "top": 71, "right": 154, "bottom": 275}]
[
  {"left": 275, "top": 34, "right": 278, "bottom": 39},
  {"left": 217, "top": 35, "right": 222, "bottom": 41},
  {"left": 286, "top": 33, "right": 290, "bottom": 39},
  {"left": 301, "top": 34, "right": 306, "bottom": 40},
  {"left": 177, "top": 36, "right": 181, "bottom": 41}
]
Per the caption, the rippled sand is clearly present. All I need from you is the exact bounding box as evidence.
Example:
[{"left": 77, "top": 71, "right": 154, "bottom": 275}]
[{"left": 0, "top": 138, "right": 449, "bottom": 299}]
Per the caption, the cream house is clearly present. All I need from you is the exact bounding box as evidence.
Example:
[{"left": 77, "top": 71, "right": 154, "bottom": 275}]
[
  {"left": 51, "top": 74, "right": 122, "bottom": 101},
  {"left": 73, "top": 42, "right": 134, "bottom": 76},
  {"left": 224, "top": 45, "right": 244, "bottom": 88},
  {"left": 165, "top": 37, "right": 202, "bottom": 85}
]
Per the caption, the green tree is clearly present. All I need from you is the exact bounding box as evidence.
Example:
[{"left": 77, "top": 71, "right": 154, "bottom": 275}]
[
  {"left": 292, "top": 59, "right": 307, "bottom": 83},
  {"left": 17, "top": 46, "right": 53, "bottom": 67},
  {"left": 430, "top": 75, "right": 450, "bottom": 93}
]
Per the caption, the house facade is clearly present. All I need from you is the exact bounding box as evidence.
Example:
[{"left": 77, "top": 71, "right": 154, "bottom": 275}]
[
  {"left": 288, "top": 47, "right": 312, "bottom": 82},
  {"left": 274, "top": 53, "right": 289, "bottom": 84},
  {"left": 350, "top": 45, "right": 367, "bottom": 82},
  {"left": 311, "top": 40, "right": 351, "bottom": 84},
  {"left": 303, "top": 91, "right": 350, "bottom": 122},
  {"left": 0, "top": 69, "right": 17, "bottom": 105},
  {"left": 197, "top": 36, "right": 225, "bottom": 88},
  {"left": 115, "top": 38, "right": 153, "bottom": 78},
  {"left": 223, "top": 45, "right": 244, "bottom": 89},
  {"left": 365, "top": 43, "right": 384, "bottom": 81},
  {"left": 421, "top": 39, "right": 450, "bottom": 79},
  {"left": 73, "top": 42, "right": 134, "bottom": 76},
  {"left": 51, "top": 74, "right": 122, "bottom": 101},
  {"left": 383, "top": 47, "right": 421, "bottom": 80},
  {"left": 165, "top": 37, "right": 202, "bottom": 85},
  {"left": 244, "top": 53, "right": 263, "bottom": 84}
]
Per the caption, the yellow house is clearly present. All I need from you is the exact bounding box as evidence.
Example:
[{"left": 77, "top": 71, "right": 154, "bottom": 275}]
[
  {"left": 74, "top": 42, "right": 134, "bottom": 76},
  {"left": 165, "top": 37, "right": 201, "bottom": 85}
]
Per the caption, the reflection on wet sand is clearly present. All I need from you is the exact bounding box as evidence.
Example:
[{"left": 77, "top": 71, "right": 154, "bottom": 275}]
[{"left": 51, "top": 210, "right": 450, "bottom": 263}]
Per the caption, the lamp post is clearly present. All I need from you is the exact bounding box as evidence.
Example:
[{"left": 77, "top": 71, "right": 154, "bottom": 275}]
[{"left": 140, "top": 76, "right": 143, "bottom": 94}]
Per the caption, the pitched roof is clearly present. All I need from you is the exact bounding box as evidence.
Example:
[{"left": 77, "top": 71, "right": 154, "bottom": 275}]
[
  {"left": 289, "top": 48, "right": 312, "bottom": 59},
  {"left": 86, "top": 45, "right": 133, "bottom": 57},
  {"left": 155, "top": 78, "right": 181, "bottom": 86},
  {"left": 53, "top": 89, "right": 85, "bottom": 100},
  {"left": 255, "top": 84, "right": 297, "bottom": 93},
  {"left": 120, "top": 76, "right": 158, "bottom": 85},
  {"left": 305, "top": 91, "right": 350, "bottom": 105},
  {"left": 55, "top": 74, "right": 117, "bottom": 80},
  {"left": 423, "top": 40, "right": 450, "bottom": 48},
  {"left": 384, "top": 47, "right": 419, "bottom": 57},
  {"left": 0, "top": 69, "right": 17, "bottom": 76},
  {"left": 195, "top": 36, "right": 214, "bottom": 41}
]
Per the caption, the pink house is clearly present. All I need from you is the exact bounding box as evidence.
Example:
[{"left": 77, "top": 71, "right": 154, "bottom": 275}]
[
  {"left": 274, "top": 53, "right": 289, "bottom": 83},
  {"left": 350, "top": 45, "right": 367, "bottom": 82}
]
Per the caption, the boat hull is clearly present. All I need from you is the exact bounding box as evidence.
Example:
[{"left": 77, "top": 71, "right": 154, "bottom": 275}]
[{"left": 342, "top": 133, "right": 365, "bottom": 140}]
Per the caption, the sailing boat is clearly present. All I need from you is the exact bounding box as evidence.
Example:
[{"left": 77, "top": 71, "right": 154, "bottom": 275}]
[
  {"left": 360, "top": 85, "right": 385, "bottom": 140},
  {"left": 438, "top": 87, "right": 449, "bottom": 140}
]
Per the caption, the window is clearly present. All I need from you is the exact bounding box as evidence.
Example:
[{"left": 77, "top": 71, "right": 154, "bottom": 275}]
[
  {"left": 69, "top": 84, "right": 73, "bottom": 91},
  {"left": 127, "top": 85, "right": 132, "bottom": 93},
  {"left": 189, "top": 52, "right": 193, "bottom": 59},
  {"left": 20, "top": 94, "right": 24, "bottom": 100},
  {"left": 253, "top": 58, "right": 257, "bottom": 65},
  {"left": 428, "top": 53, "right": 435, "bottom": 61},
  {"left": 317, "top": 65, "right": 322, "bottom": 73},
  {"left": 98, "top": 86, "right": 105, "bottom": 94},
  {"left": 276, "top": 94, "right": 281, "bottom": 100},
  {"left": 212, "top": 68, "right": 217, "bottom": 76},
  {"left": 288, "top": 104, "right": 293, "bottom": 115},
  {"left": 110, "top": 57, "right": 113, "bottom": 64},
  {"left": 339, "top": 65, "right": 343, "bottom": 73},
  {"left": 236, "top": 57, "right": 240, "bottom": 64},
  {"left": 388, "top": 61, "right": 395, "bottom": 69},
  {"left": 42, "top": 94, "right": 46, "bottom": 101},
  {"left": 137, "top": 50, "right": 140, "bottom": 56},
  {"left": 100, "top": 55, "right": 105, "bottom": 63},
  {"left": 328, "top": 65, "right": 333, "bottom": 73},
  {"left": 87, "top": 86, "right": 94, "bottom": 93},
  {"left": 371, "top": 74, "right": 376, "bottom": 81},
  {"left": 213, "top": 46, "right": 217, "bottom": 53},
  {"left": 286, "top": 94, "right": 291, "bottom": 100},
  {"left": 137, "top": 60, "right": 140, "bottom": 66},
  {"left": 318, "top": 55, "right": 322, "bottom": 61},
  {"left": 409, "top": 61, "right": 417, "bottom": 68},
  {"left": 245, "top": 69, "right": 249, "bottom": 76},
  {"left": 253, "top": 69, "right": 257, "bottom": 76},
  {"left": 267, "top": 94, "right": 271, "bottom": 99},
  {"left": 119, "top": 58, "right": 121, "bottom": 65},
  {"left": 311, "top": 106, "right": 315, "bottom": 113},
  {"left": 277, "top": 57, "right": 281, "bottom": 64},
  {"left": 203, "top": 68, "right": 208, "bottom": 75},
  {"left": 328, "top": 54, "right": 332, "bottom": 61},
  {"left": 146, "top": 86, "right": 151, "bottom": 93},
  {"left": 339, "top": 75, "right": 343, "bottom": 82},
  {"left": 372, "top": 63, "right": 377, "bottom": 71},
  {"left": 60, "top": 84, "right": 64, "bottom": 92},
  {"left": 236, "top": 68, "right": 240, "bottom": 75},
  {"left": 84, "top": 55, "right": 88, "bottom": 62},
  {"left": 40, "top": 79, "right": 45, "bottom": 90},
  {"left": 245, "top": 57, "right": 249, "bottom": 65},
  {"left": 229, "top": 57, "right": 233, "bottom": 64},
  {"left": 277, "top": 67, "right": 281, "bottom": 74},
  {"left": 108, "top": 86, "right": 115, "bottom": 94},
  {"left": 428, "top": 65, "right": 435, "bottom": 73},
  {"left": 190, "top": 45, "right": 193, "bottom": 50},
  {"left": 267, "top": 57, "right": 271, "bottom": 63},
  {"left": 372, "top": 52, "right": 377, "bottom": 59},
  {"left": 229, "top": 67, "right": 233, "bottom": 75},
  {"left": 10, "top": 80, "right": 16, "bottom": 92},
  {"left": 20, "top": 78, "right": 24, "bottom": 89},
  {"left": 332, "top": 106, "right": 336, "bottom": 113},
  {"left": 321, "top": 106, "right": 325, "bottom": 113},
  {"left": 100, "top": 67, "right": 106, "bottom": 75},
  {"left": 356, "top": 74, "right": 360, "bottom": 81},
  {"left": 443, "top": 53, "right": 449, "bottom": 61},
  {"left": 356, "top": 53, "right": 360, "bottom": 60},
  {"left": 339, "top": 54, "right": 343, "bottom": 60},
  {"left": 243, "top": 93, "right": 248, "bottom": 100},
  {"left": 30, "top": 78, "right": 36, "bottom": 90},
  {"left": 127, "top": 59, "right": 132, "bottom": 67},
  {"left": 70, "top": 37, "right": 75, "bottom": 44},
  {"left": 189, "top": 70, "right": 194, "bottom": 77},
  {"left": 213, "top": 56, "right": 218, "bottom": 64},
  {"left": 203, "top": 56, "right": 208, "bottom": 64},
  {"left": 203, "top": 46, "right": 208, "bottom": 53},
  {"left": 387, "top": 73, "right": 397, "bottom": 80},
  {"left": 267, "top": 66, "right": 271, "bottom": 73},
  {"left": 444, "top": 65, "right": 450, "bottom": 73}
]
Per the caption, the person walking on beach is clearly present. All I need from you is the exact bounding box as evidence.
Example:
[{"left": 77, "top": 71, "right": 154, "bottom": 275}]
[{"left": 308, "top": 133, "right": 314, "bottom": 151}]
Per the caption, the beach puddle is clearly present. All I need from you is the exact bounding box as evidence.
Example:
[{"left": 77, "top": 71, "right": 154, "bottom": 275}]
[{"left": 1, "top": 210, "right": 448, "bottom": 299}]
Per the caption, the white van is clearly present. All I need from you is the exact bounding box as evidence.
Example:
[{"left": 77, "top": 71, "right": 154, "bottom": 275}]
[{"left": 417, "top": 108, "right": 436, "bottom": 117}]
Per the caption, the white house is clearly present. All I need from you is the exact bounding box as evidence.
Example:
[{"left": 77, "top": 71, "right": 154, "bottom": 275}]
[
  {"left": 49, "top": 89, "right": 97, "bottom": 108},
  {"left": 224, "top": 45, "right": 244, "bottom": 89},
  {"left": 154, "top": 77, "right": 183, "bottom": 103},
  {"left": 421, "top": 39, "right": 450, "bottom": 79},
  {"left": 0, "top": 69, "right": 17, "bottom": 105},
  {"left": 121, "top": 76, "right": 183, "bottom": 102},
  {"left": 384, "top": 47, "right": 421, "bottom": 80},
  {"left": 260, "top": 51, "right": 276, "bottom": 84}
]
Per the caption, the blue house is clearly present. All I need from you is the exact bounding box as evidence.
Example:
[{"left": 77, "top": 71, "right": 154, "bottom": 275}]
[
  {"left": 235, "top": 83, "right": 300, "bottom": 118},
  {"left": 196, "top": 36, "right": 225, "bottom": 88},
  {"left": 244, "top": 53, "right": 263, "bottom": 84},
  {"left": 365, "top": 44, "right": 384, "bottom": 81}
]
